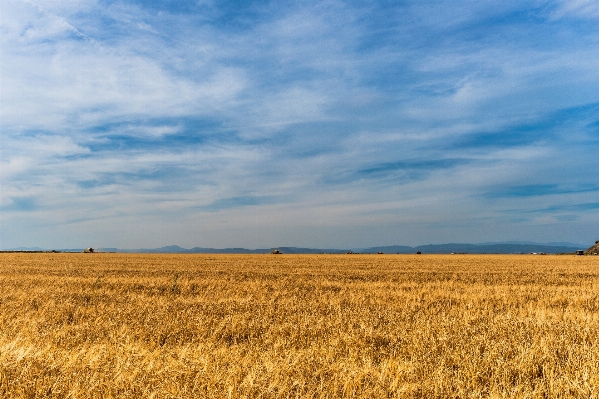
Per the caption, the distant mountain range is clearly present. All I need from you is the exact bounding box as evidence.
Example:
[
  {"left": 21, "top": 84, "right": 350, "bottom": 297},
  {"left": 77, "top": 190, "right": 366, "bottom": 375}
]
[
  {"left": 4, "top": 242, "right": 589, "bottom": 254},
  {"left": 97, "top": 241, "right": 586, "bottom": 254}
]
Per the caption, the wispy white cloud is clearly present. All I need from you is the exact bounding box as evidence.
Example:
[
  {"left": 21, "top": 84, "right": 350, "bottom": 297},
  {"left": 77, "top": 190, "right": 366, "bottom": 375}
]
[{"left": 552, "top": 0, "right": 599, "bottom": 19}]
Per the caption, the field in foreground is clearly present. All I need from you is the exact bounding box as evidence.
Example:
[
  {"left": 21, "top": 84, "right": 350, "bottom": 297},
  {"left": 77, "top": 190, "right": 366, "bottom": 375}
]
[{"left": 1, "top": 254, "right": 598, "bottom": 398}]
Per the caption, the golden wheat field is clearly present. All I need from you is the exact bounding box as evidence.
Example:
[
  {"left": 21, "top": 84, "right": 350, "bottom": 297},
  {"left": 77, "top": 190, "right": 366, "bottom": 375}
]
[{"left": 1, "top": 253, "right": 598, "bottom": 398}]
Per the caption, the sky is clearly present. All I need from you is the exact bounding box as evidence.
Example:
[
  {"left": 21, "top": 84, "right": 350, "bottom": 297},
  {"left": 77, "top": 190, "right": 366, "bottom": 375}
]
[{"left": 1, "top": 0, "right": 599, "bottom": 250}]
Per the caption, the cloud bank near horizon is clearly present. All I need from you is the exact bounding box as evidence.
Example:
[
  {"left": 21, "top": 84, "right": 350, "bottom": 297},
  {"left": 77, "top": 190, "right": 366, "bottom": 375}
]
[{"left": 1, "top": 0, "right": 599, "bottom": 249}]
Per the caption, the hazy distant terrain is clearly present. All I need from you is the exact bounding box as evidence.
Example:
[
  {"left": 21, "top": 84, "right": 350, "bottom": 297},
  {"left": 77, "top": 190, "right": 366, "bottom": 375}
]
[
  {"left": 55, "top": 242, "right": 589, "bottom": 254},
  {"left": 4, "top": 241, "right": 587, "bottom": 254}
]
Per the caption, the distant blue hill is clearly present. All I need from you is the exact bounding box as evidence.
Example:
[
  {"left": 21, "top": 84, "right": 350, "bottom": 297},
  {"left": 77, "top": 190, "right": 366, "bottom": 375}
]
[
  {"left": 114, "top": 245, "right": 348, "bottom": 254},
  {"left": 377, "top": 243, "right": 581, "bottom": 254},
  {"left": 3, "top": 242, "right": 586, "bottom": 254},
  {"left": 93, "top": 242, "right": 585, "bottom": 254}
]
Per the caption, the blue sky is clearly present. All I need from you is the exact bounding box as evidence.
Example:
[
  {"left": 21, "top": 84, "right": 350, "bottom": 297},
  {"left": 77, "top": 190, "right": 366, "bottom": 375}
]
[{"left": 1, "top": 0, "right": 598, "bottom": 249}]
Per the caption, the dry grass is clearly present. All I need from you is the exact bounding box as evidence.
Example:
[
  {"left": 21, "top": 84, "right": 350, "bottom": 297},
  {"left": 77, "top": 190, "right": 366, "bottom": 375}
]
[{"left": 1, "top": 253, "right": 598, "bottom": 398}]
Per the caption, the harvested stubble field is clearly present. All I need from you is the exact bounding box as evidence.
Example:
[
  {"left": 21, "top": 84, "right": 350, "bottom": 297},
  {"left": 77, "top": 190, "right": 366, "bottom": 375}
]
[{"left": 1, "top": 254, "right": 599, "bottom": 398}]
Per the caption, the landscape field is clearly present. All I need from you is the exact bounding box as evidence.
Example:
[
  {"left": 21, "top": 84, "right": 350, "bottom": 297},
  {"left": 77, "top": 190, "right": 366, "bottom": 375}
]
[{"left": 1, "top": 253, "right": 598, "bottom": 398}]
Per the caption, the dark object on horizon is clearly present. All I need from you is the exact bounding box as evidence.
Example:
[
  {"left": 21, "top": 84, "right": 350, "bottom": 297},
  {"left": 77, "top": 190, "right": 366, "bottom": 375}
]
[
  {"left": 377, "top": 251, "right": 384, "bottom": 254},
  {"left": 346, "top": 251, "right": 353, "bottom": 254},
  {"left": 83, "top": 248, "right": 95, "bottom": 253},
  {"left": 271, "top": 249, "right": 281, "bottom": 254},
  {"left": 576, "top": 250, "right": 584, "bottom": 255},
  {"left": 584, "top": 241, "right": 599, "bottom": 255},
  {"left": 416, "top": 251, "right": 422, "bottom": 254}
]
